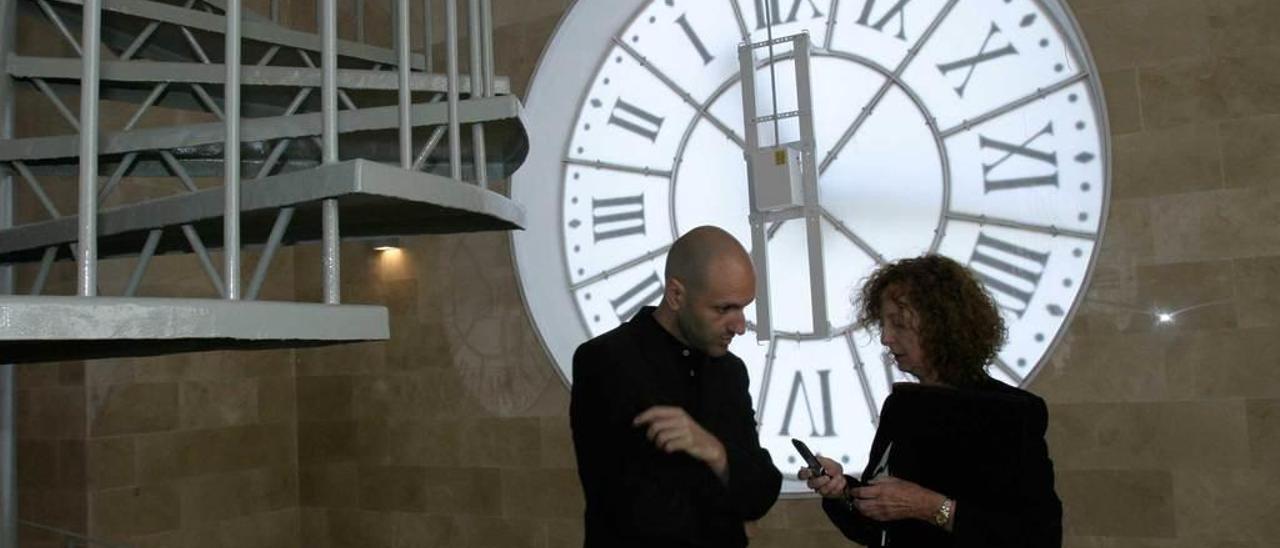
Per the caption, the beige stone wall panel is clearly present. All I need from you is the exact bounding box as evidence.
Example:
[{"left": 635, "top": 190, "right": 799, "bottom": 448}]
[{"left": 13, "top": 0, "right": 1280, "bottom": 546}]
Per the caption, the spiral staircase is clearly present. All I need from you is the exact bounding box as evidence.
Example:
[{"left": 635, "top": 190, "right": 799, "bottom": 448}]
[
  {"left": 0, "top": 1, "right": 529, "bottom": 544},
  {"left": 0, "top": 0, "right": 527, "bottom": 362}
]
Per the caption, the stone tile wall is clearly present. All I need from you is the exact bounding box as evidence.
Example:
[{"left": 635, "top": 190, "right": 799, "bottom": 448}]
[{"left": 11, "top": 0, "right": 1280, "bottom": 547}]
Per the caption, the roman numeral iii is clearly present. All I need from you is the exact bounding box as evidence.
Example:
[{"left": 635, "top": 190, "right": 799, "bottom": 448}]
[{"left": 591, "top": 194, "right": 646, "bottom": 243}]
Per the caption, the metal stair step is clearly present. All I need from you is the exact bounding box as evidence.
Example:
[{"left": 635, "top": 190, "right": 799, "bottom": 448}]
[
  {"left": 0, "top": 94, "right": 523, "bottom": 162},
  {"left": 0, "top": 295, "right": 389, "bottom": 364},
  {"left": 6, "top": 54, "right": 510, "bottom": 95},
  {"left": 0, "top": 159, "right": 526, "bottom": 263}
]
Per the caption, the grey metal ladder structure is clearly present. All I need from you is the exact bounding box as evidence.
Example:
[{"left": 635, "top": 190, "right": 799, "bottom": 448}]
[{"left": 0, "top": 0, "right": 528, "bottom": 545}]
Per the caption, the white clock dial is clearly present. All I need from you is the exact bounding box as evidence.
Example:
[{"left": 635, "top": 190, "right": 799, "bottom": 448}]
[{"left": 514, "top": 0, "right": 1109, "bottom": 494}]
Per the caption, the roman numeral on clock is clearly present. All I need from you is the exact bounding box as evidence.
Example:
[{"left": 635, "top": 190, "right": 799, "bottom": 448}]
[
  {"left": 591, "top": 194, "right": 646, "bottom": 243},
  {"left": 778, "top": 369, "right": 836, "bottom": 437},
  {"left": 856, "top": 0, "right": 912, "bottom": 41},
  {"left": 675, "top": 13, "right": 715, "bottom": 65},
  {"left": 968, "top": 231, "right": 1050, "bottom": 319},
  {"left": 607, "top": 98, "right": 666, "bottom": 142},
  {"left": 937, "top": 22, "right": 1018, "bottom": 97},
  {"left": 610, "top": 271, "right": 664, "bottom": 322},
  {"left": 754, "top": 0, "right": 825, "bottom": 29},
  {"left": 981, "top": 122, "right": 1058, "bottom": 192}
]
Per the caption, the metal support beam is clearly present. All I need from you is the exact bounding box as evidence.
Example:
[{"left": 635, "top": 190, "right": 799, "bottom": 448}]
[
  {"left": 96, "top": 151, "right": 138, "bottom": 201},
  {"left": 78, "top": 0, "right": 102, "bottom": 296},
  {"left": 183, "top": 223, "right": 226, "bottom": 297},
  {"left": 12, "top": 162, "right": 62, "bottom": 219},
  {"left": 320, "top": 0, "right": 340, "bottom": 304},
  {"left": 253, "top": 87, "right": 313, "bottom": 179},
  {"left": 792, "top": 34, "right": 830, "bottom": 338},
  {"left": 294, "top": 50, "right": 359, "bottom": 111},
  {"left": 29, "top": 78, "right": 80, "bottom": 131},
  {"left": 120, "top": 0, "right": 198, "bottom": 61},
  {"left": 176, "top": 22, "right": 227, "bottom": 121},
  {"left": 31, "top": 247, "right": 57, "bottom": 296},
  {"left": 737, "top": 42, "right": 771, "bottom": 340},
  {"left": 224, "top": 0, "right": 241, "bottom": 300},
  {"left": 246, "top": 206, "right": 293, "bottom": 300},
  {"left": 123, "top": 229, "right": 161, "bottom": 296},
  {"left": 160, "top": 150, "right": 226, "bottom": 296},
  {"left": 122, "top": 82, "right": 169, "bottom": 131},
  {"left": 160, "top": 150, "right": 199, "bottom": 192},
  {"left": 37, "top": 0, "right": 83, "bottom": 55},
  {"left": 412, "top": 95, "right": 447, "bottom": 171}
]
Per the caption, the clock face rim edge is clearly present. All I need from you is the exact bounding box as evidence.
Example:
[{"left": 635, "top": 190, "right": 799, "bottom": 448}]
[{"left": 509, "top": 0, "right": 1115, "bottom": 391}]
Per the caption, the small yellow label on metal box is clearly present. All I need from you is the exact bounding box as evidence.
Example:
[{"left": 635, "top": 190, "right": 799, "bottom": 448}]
[{"left": 774, "top": 149, "right": 787, "bottom": 165}]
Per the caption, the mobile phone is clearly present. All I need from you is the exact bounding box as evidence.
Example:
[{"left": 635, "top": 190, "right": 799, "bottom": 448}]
[{"left": 791, "top": 438, "right": 827, "bottom": 477}]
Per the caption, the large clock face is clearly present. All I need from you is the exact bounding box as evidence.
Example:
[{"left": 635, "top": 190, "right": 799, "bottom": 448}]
[{"left": 513, "top": 0, "right": 1109, "bottom": 493}]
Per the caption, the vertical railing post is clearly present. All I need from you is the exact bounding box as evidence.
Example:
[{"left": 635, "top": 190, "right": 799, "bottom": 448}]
[
  {"left": 0, "top": 361, "right": 13, "bottom": 548},
  {"left": 1, "top": 0, "right": 18, "bottom": 543},
  {"left": 224, "top": 0, "right": 241, "bottom": 300},
  {"left": 77, "top": 0, "right": 102, "bottom": 297},
  {"left": 444, "top": 0, "right": 461, "bottom": 181},
  {"left": 466, "top": 0, "right": 486, "bottom": 188},
  {"left": 423, "top": 0, "right": 434, "bottom": 72},
  {"left": 320, "top": 0, "right": 341, "bottom": 304},
  {"left": 355, "top": 0, "right": 365, "bottom": 44},
  {"left": 481, "top": 0, "right": 494, "bottom": 97},
  {"left": 397, "top": 0, "right": 412, "bottom": 169}
]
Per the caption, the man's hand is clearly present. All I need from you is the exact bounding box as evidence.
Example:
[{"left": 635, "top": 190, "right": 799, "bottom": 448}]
[
  {"left": 850, "top": 477, "right": 947, "bottom": 524},
  {"left": 633, "top": 406, "right": 728, "bottom": 480},
  {"left": 798, "top": 455, "right": 846, "bottom": 499}
]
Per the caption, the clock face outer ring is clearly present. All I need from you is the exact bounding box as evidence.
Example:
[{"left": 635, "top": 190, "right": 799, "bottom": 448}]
[
  {"left": 511, "top": 0, "right": 650, "bottom": 387},
  {"left": 511, "top": 0, "right": 1112, "bottom": 392}
]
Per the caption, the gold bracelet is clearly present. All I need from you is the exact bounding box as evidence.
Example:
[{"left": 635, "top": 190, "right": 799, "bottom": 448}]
[{"left": 932, "top": 497, "right": 953, "bottom": 527}]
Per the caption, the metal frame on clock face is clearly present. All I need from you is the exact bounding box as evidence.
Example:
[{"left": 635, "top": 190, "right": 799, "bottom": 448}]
[{"left": 513, "top": 0, "right": 1110, "bottom": 494}]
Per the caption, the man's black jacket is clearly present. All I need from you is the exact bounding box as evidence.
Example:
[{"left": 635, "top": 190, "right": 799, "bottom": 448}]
[{"left": 570, "top": 307, "right": 782, "bottom": 547}]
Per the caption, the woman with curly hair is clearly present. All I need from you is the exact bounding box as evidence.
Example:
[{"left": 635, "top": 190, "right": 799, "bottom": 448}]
[{"left": 798, "top": 254, "right": 1063, "bottom": 547}]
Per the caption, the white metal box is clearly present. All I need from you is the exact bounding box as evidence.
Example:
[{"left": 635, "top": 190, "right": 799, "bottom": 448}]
[{"left": 750, "top": 144, "right": 804, "bottom": 212}]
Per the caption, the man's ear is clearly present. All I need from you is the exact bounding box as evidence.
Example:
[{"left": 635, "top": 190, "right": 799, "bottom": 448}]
[{"left": 665, "top": 277, "right": 686, "bottom": 311}]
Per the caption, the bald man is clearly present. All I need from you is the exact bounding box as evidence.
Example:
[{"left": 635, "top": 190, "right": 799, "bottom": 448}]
[{"left": 570, "top": 226, "right": 782, "bottom": 548}]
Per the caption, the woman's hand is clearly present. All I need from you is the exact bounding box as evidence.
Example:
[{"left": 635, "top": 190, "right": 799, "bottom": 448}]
[
  {"left": 850, "top": 477, "right": 946, "bottom": 523},
  {"left": 798, "top": 455, "right": 846, "bottom": 499}
]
